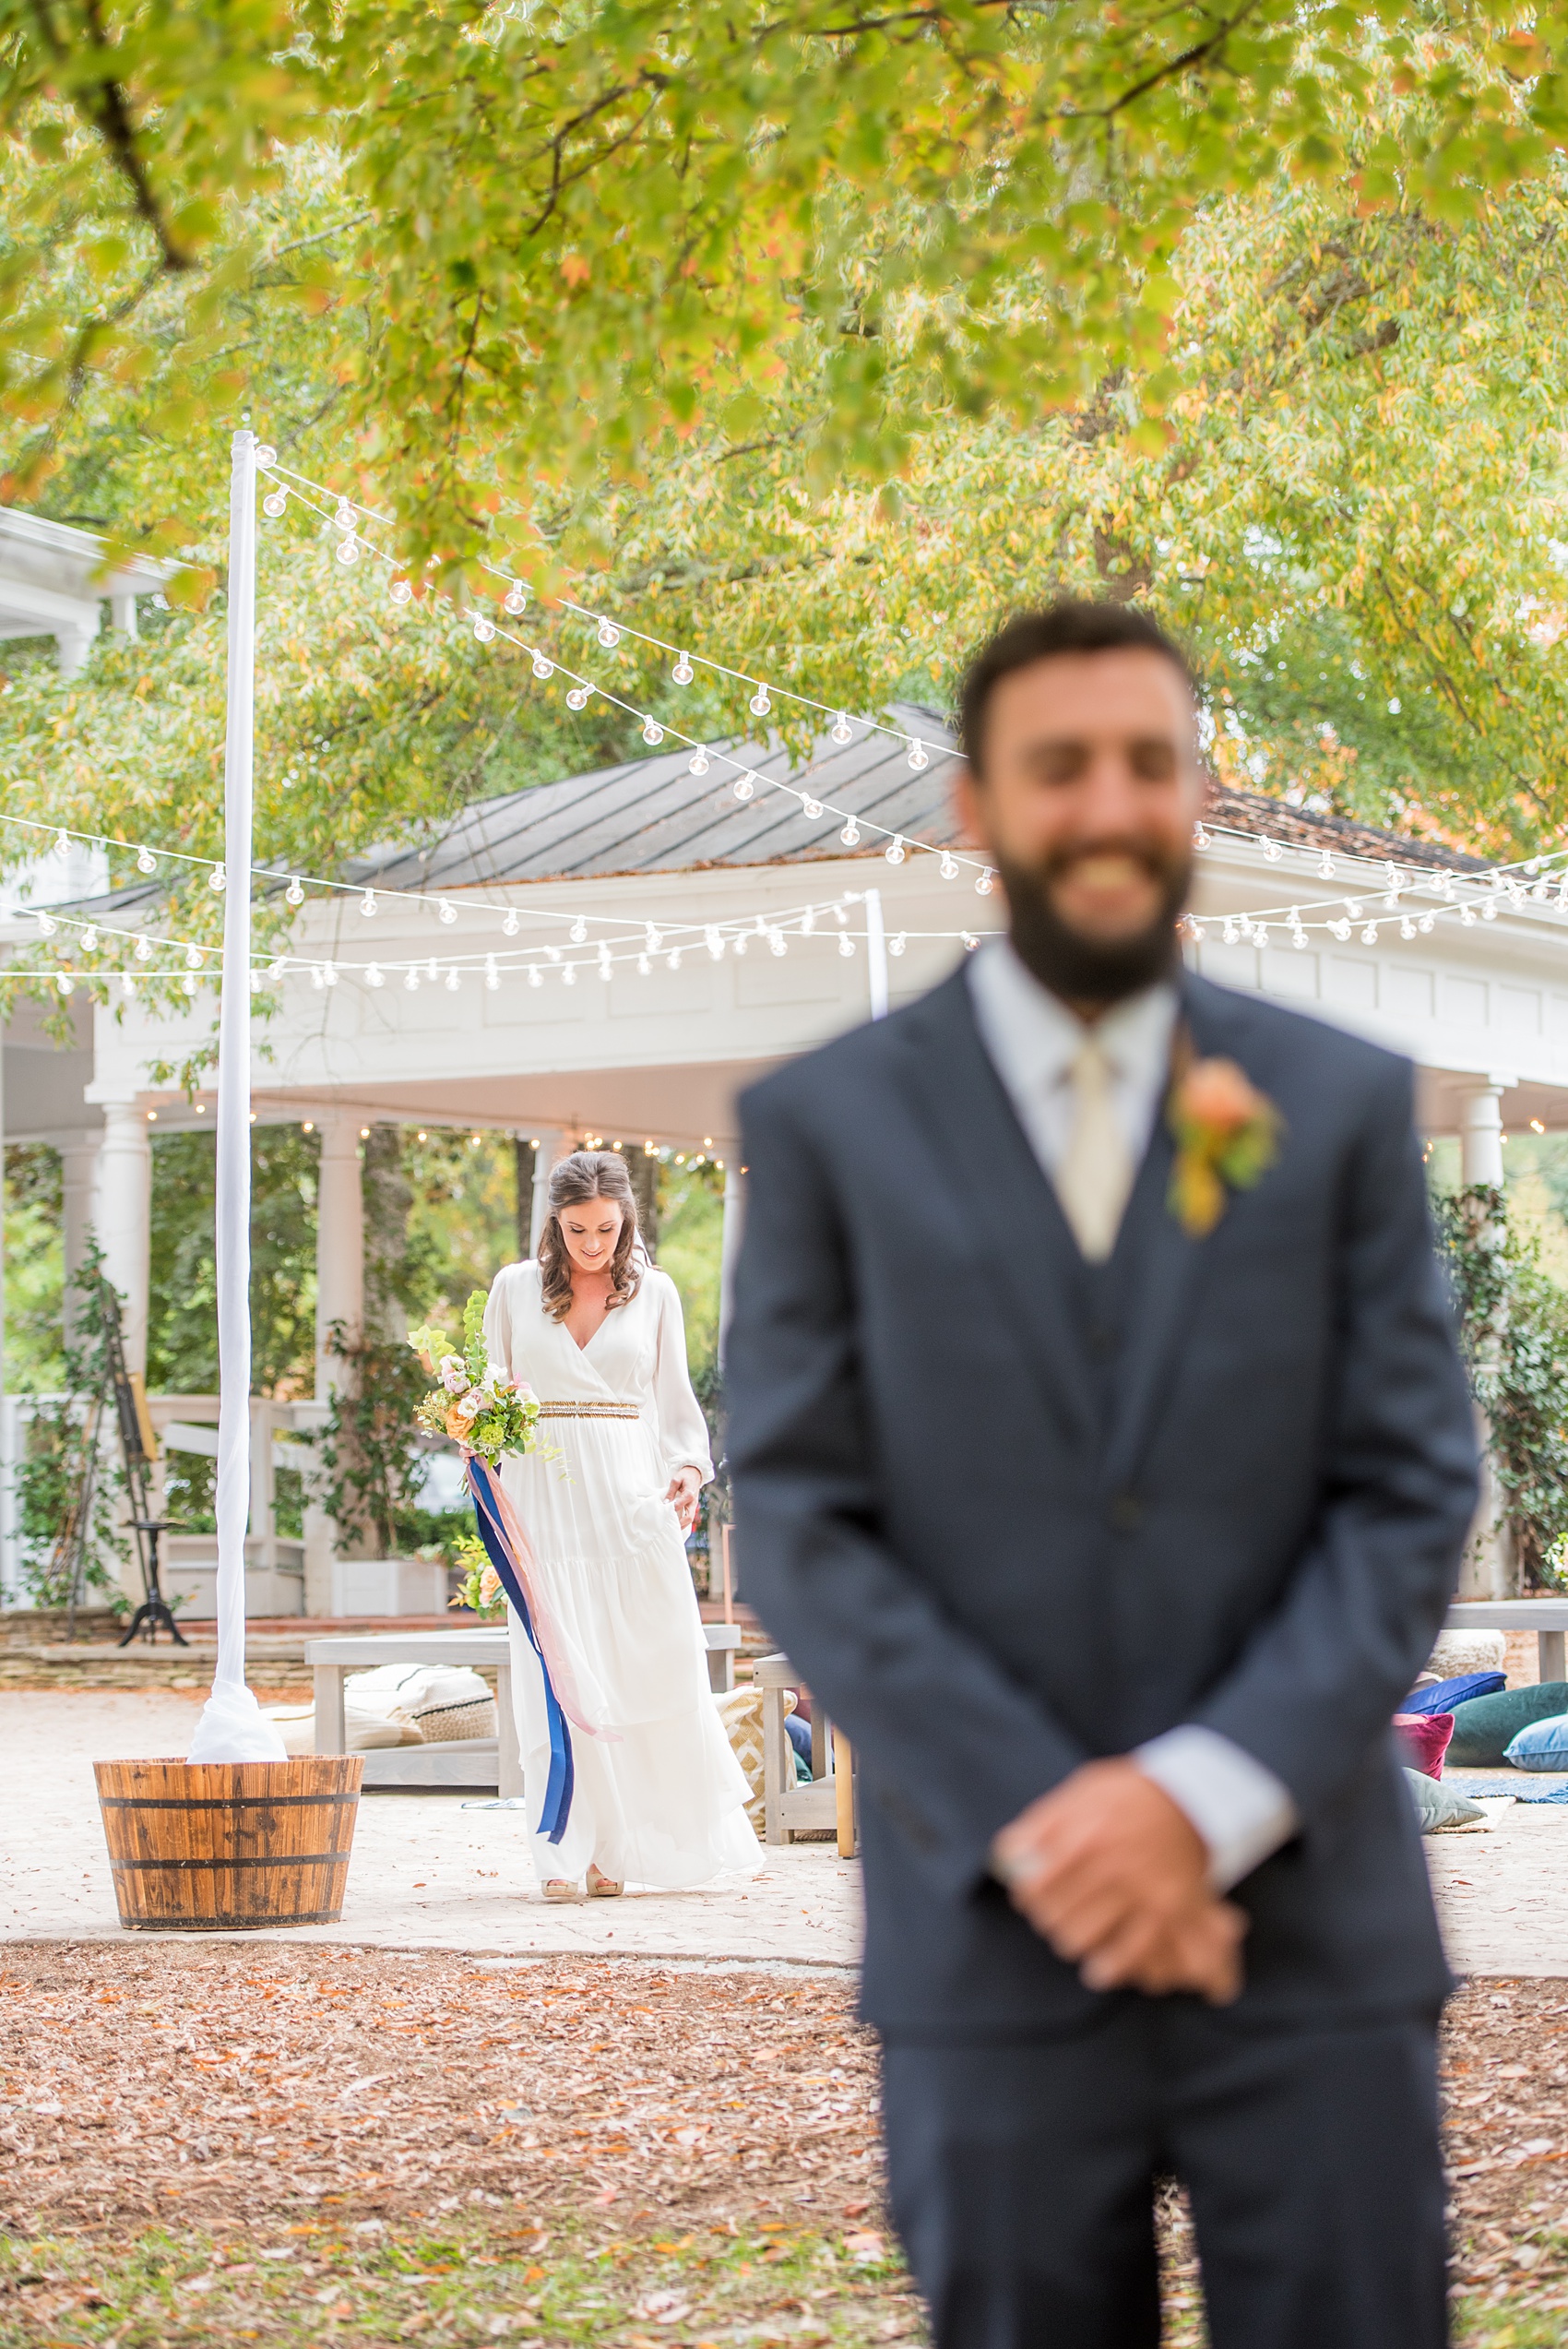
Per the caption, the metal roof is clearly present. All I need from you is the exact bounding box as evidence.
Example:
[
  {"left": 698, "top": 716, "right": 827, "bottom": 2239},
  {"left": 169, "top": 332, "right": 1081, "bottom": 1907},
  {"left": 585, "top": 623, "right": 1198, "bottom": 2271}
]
[{"left": 347, "top": 703, "right": 964, "bottom": 891}]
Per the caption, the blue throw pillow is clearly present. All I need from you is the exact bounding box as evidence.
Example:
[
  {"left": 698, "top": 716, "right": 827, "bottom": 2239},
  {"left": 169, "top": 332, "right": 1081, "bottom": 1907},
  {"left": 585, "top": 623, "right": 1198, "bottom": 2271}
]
[
  {"left": 1402, "top": 1671, "right": 1506, "bottom": 1717},
  {"left": 1504, "top": 1714, "right": 1568, "bottom": 1772}
]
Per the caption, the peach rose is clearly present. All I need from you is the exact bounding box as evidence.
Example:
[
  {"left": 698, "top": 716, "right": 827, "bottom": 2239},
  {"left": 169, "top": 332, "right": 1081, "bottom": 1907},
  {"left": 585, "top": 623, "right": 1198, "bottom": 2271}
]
[{"left": 1178, "top": 1056, "right": 1260, "bottom": 1136}]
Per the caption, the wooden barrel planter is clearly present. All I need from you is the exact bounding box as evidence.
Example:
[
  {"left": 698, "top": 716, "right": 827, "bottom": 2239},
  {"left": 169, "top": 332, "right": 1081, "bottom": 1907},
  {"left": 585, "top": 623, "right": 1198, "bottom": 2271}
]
[{"left": 94, "top": 1756, "right": 364, "bottom": 1931}]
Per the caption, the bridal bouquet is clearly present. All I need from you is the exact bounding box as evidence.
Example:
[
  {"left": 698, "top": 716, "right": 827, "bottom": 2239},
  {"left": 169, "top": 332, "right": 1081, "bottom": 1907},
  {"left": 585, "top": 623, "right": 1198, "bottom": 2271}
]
[{"left": 408, "top": 1290, "right": 541, "bottom": 1473}]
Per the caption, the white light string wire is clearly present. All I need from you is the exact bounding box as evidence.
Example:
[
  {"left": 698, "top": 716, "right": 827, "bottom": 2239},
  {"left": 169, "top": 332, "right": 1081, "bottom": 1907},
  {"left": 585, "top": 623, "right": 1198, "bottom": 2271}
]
[
  {"left": 256, "top": 455, "right": 999, "bottom": 896},
  {"left": 256, "top": 454, "right": 1568, "bottom": 931}
]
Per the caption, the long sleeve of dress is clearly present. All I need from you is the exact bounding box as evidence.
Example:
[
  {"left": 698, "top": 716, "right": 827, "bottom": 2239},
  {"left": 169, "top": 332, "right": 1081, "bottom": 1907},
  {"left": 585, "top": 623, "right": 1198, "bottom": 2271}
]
[
  {"left": 650, "top": 1276, "right": 713, "bottom": 1484},
  {"left": 482, "top": 1266, "right": 516, "bottom": 1382}
]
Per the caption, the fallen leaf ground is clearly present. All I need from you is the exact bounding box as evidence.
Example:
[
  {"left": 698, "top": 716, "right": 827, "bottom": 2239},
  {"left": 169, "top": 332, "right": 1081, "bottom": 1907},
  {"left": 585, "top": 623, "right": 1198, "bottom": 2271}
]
[{"left": 0, "top": 1949, "right": 1563, "bottom": 2344}]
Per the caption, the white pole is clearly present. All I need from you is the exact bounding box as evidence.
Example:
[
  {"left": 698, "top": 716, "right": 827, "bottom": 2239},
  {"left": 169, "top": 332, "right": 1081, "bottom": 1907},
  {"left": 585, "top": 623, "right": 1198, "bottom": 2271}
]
[
  {"left": 864, "top": 885, "right": 889, "bottom": 1021},
  {"left": 187, "top": 429, "right": 284, "bottom": 1764}
]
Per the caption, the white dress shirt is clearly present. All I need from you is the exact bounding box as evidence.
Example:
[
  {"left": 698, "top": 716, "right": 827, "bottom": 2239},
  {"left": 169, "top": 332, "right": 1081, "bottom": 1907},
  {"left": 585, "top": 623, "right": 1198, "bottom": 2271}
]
[{"left": 967, "top": 939, "right": 1298, "bottom": 1892}]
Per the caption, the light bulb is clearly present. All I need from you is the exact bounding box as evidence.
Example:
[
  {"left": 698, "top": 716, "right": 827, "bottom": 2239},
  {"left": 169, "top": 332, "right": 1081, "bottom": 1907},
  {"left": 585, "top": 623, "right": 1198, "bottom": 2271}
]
[
  {"left": 642, "top": 720, "right": 664, "bottom": 745},
  {"left": 334, "top": 499, "right": 355, "bottom": 533},
  {"left": 976, "top": 871, "right": 994, "bottom": 896},
  {"left": 529, "top": 963, "right": 542, "bottom": 987},
  {"left": 637, "top": 954, "right": 650, "bottom": 975},
  {"left": 405, "top": 968, "right": 420, "bottom": 991},
  {"left": 733, "top": 776, "right": 754, "bottom": 802},
  {"left": 907, "top": 743, "right": 928, "bottom": 771},
  {"left": 839, "top": 819, "right": 861, "bottom": 848},
  {"left": 563, "top": 962, "right": 576, "bottom": 986},
  {"left": 831, "top": 714, "right": 852, "bottom": 745},
  {"left": 390, "top": 578, "right": 412, "bottom": 604},
  {"left": 57, "top": 972, "right": 73, "bottom": 996},
  {"left": 769, "top": 929, "right": 786, "bottom": 958},
  {"left": 531, "top": 654, "right": 553, "bottom": 680},
  {"left": 367, "top": 963, "right": 384, "bottom": 986},
  {"left": 81, "top": 925, "right": 99, "bottom": 952},
  {"left": 885, "top": 838, "right": 906, "bottom": 865},
  {"left": 749, "top": 686, "right": 771, "bottom": 717},
  {"left": 485, "top": 959, "right": 499, "bottom": 991},
  {"left": 137, "top": 847, "right": 157, "bottom": 875},
  {"left": 135, "top": 935, "right": 150, "bottom": 960},
  {"left": 183, "top": 972, "right": 197, "bottom": 996},
  {"left": 286, "top": 876, "right": 304, "bottom": 905},
  {"left": 336, "top": 535, "right": 359, "bottom": 565},
  {"left": 940, "top": 852, "right": 957, "bottom": 880},
  {"left": 802, "top": 797, "right": 824, "bottom": 821},
  {"left": 53, "top": 829, "right": 68, "bottom": 854},
  {"left": 473, "top": 614, "right": 495, "bottom": 642},
  {"left": 503, "top": 910, "right": 519, "bottom": 936},
  {"left": 667, "top": 948, "right": 682, "bottom": 971},
  {"left": 438, "top": 900, "right": 457, "bottom": 924},
  {"left": 890, "top": 932, "right": 908, "bottom": 957},
  {"left": 254, "top": 444, "right": 277, "bottom": 468},
  {"left": 839, "top": 931, "right": 856, "bottom": 958},
  {"left": 185, "top": 947, "right": 201, "bottom": 971},
  {"left": 121, "top": 972, "right": 136, "bottom": 996},
  {"left": 598, "top": 621, "right": 621, "bottom": 649},
  {"left": 325, "top": 961, "right": 339, "bottom": 986},
  {"left": 504, "top": 584, "right": 528, "bottom": 615},
  {"left": 646, "top": 924, "right": 662, "bottom": 950},
  {"left": 1318, "top": 852, "right": 1335, "bottom": 878},
  {"left": 566, "top": 687, "right": 588, "bottom": 710},
  {"left": 263, "top": 491, "right": 287, "bottom": 519},
  {"left": 672, "top": 654, "right": 694, "bottom": 685},
  {"left": 1262, "top": 839, "right": 1282, "bottom": 862},
  {"left": 1193, "top": 824, "right": 1211, "bottom": 850},
  {"left": 361, "top": 890, "right": 376, "bottom": 916},
  {"left": 571, "top": 917, "right": 588, "bottom": 944},
  {"left": 208, "top": 868, "right": 226, "bottom": 892},
  {"left": 445, "top": 967, "right": 460, "bottom": 991},
  {"left": 802, "top": 909, "right": 815, "bottom": 936},
  {"left": 1361, "top": 923, "right": 1378, "bottom": 944},
  {"left": 689, "top": 748, "right": 709, "bottom": 776},
  {"left": 706, "top": 926, "right": 724, "bottom": 960}
]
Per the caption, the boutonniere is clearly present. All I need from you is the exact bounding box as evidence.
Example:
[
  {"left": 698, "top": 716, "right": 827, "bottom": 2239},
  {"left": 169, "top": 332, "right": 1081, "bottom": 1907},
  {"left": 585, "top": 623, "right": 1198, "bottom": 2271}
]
[{"left": 1167, "top": 1051, "right": 1283, "bottom": 1238}]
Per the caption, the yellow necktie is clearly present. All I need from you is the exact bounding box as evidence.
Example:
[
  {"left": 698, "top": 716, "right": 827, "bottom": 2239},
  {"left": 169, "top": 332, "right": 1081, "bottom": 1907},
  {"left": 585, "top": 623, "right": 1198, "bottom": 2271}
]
[{"left": 1055, "top": 1035, "right": 1135, "bottom": 1262}]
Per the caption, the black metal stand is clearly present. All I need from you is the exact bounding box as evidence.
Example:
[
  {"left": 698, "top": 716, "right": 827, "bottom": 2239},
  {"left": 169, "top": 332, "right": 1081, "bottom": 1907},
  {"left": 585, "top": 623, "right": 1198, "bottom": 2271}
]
[{"left": 105, "top": 1306, "right": 184, "bottom": 1648}]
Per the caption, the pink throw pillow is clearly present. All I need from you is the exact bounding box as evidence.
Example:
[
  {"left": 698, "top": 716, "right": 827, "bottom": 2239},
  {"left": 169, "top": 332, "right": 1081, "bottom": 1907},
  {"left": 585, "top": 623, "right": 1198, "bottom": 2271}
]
[{"left": 1395, "top": 1712, "right": 1454, "bottom": 1781}]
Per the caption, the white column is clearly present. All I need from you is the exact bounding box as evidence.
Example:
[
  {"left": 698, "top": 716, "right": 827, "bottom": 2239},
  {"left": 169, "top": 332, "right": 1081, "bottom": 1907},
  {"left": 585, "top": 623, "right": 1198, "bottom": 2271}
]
[
  {"left": 314, "top": 1115, "right": 364, "bottom": 1400},
  {"left": 1460, "top": 1081, "right": 1506, "bottom": 1187},
  {"left": 60, "top": 1137, "right": 100, "bottom": 1349},
  {"left": 719, "top": 1161, "right": 746, "bottom": 1366},
  {"left": 529, "top": 1128, "right": 574, "bottom": 1257},
  {"left": 94, "top": 1101, "right": 152, "bottom": 1380}
]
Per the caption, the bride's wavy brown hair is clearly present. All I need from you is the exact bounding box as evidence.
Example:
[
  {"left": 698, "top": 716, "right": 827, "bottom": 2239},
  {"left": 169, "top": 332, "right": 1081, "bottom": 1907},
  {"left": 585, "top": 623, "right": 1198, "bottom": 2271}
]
[{"left": 538, "top": 1151, "right": 644, "bottom": 1323}]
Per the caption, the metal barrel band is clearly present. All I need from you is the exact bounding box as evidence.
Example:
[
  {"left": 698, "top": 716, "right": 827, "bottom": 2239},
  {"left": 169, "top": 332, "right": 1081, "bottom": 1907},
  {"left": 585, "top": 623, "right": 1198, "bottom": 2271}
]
[
  {"left": 99, "top": 1792, "right": 360, "bottom": 1812},
  {"left": 110, "top": 1853, "right": 351, "bottom": 1872},
  {"left": 125, "top": 1909, "right": 347, "bottom": 1929}
]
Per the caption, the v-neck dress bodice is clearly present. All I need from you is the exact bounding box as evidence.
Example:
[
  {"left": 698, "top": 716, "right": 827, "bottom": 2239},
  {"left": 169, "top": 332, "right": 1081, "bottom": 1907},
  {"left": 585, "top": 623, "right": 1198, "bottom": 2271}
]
[{"left": 482, "top": 1260, "right": 757, "bottom": 1890}]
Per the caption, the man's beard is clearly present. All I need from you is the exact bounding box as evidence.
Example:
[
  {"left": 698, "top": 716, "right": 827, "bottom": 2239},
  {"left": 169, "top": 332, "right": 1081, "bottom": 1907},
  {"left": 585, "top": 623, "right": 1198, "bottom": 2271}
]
[{"left": 995, "top": 843, "right": 1190, "bottom": 1005}]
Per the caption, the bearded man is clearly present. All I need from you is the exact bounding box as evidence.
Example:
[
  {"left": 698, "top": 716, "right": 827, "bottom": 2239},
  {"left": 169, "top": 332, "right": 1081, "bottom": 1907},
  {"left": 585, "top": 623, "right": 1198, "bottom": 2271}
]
[{"left": 724, "top": 602, "right": 1478, "bottom": 2349}]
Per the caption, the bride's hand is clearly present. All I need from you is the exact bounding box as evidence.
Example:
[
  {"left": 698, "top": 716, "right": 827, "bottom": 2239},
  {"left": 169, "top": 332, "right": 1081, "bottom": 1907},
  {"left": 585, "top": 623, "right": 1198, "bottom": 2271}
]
[{"left": 666, "top": 1467, "right": 702, "bottom": 1532}]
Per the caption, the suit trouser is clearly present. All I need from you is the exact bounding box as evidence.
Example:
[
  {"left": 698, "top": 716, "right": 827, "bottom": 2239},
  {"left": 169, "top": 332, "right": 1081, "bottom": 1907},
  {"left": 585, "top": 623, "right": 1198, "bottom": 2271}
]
[{"left": 881, "top": 2000, "right": 1446, "bottom": 2349}]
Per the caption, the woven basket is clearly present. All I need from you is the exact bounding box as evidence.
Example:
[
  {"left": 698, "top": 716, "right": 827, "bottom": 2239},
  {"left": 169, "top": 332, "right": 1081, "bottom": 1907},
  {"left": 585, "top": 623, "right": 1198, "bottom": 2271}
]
[
  {"left": 413, "top": 1697, "right": 498, "bottom": 1745},
  {"left": 95, "top": 1756, "right": 362, "bottom": 1931}
]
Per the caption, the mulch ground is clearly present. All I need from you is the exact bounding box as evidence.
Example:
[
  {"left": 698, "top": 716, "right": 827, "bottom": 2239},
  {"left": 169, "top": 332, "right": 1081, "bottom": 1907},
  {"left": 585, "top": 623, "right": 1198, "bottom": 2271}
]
[{"left": 3, "top": 1949, "right": 1568, "bottom": 2345}]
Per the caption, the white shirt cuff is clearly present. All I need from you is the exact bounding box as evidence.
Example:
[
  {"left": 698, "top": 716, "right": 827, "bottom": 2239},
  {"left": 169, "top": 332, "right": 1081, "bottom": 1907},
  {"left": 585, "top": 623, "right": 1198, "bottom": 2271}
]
[{"left": 1133, "top": 1725, "right": 1299, "bottom": 1892}]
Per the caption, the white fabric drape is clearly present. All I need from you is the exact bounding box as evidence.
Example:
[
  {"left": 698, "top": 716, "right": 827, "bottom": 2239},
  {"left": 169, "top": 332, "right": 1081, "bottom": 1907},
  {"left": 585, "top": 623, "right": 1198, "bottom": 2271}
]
[
  {"left": 187, "top": 429, "right": 285, "bottom": 1767},
  {"left": 483, "top": 1261, "right": 758, "bottom": 1887}
]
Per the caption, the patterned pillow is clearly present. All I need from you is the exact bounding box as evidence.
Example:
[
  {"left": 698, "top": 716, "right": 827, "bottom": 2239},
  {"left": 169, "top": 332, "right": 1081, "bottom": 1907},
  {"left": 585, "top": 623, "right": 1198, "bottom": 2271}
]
[{"left": 714, "top": 1685, "right": 795, "bottom": 1830}]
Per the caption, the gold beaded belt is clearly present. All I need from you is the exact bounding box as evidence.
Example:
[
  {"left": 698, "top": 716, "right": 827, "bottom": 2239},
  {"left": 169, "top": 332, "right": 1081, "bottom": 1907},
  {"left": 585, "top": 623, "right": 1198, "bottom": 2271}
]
[{"left": 535, "top": 1401, "right": 639, "bottom": 1421}]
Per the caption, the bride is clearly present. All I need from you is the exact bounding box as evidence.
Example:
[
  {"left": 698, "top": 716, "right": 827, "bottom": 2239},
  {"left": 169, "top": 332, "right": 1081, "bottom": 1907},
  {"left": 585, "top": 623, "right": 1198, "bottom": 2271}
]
[{"left": 482, "top": 1149, "right": 760, "bottom": 1898}]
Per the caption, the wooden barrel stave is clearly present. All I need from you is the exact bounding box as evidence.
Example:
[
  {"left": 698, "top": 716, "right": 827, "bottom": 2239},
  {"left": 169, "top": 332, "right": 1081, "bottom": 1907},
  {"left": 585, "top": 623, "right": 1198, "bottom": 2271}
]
[{"left": 93, "top": 1756, "right": 364, "bottom": 1930}]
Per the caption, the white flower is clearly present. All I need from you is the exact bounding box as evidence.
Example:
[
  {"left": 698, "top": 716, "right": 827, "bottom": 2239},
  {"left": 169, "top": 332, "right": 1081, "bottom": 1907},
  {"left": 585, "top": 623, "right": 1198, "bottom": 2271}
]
[{"left": 453, "top": 1390, "right": 482, "bottom": 1424}]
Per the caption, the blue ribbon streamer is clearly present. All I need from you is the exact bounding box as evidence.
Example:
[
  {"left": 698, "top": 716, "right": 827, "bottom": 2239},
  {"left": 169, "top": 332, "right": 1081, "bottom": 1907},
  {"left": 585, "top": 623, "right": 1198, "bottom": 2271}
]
[{"left": 467, "top": 1457, "right": 574, "bottom": 1842}]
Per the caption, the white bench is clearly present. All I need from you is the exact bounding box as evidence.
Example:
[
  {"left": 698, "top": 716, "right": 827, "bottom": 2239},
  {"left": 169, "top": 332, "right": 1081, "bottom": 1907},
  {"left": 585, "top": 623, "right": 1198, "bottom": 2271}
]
[
  {"left": 1445, "top": 1599, "right": 1568, "bottom": 1684},
  {"left": 754, "top": 1651, "right": 857, "bottom": 1854},
  {"left": 306, "top": 1621, "right": 745, "bottom": 1795}
]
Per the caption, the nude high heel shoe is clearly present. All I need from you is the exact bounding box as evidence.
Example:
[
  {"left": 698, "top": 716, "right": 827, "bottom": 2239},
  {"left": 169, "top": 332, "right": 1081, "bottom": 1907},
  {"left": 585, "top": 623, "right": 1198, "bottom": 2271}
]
[{"left": 587, "top": 1863, "right": 623, "bottom": 1898}]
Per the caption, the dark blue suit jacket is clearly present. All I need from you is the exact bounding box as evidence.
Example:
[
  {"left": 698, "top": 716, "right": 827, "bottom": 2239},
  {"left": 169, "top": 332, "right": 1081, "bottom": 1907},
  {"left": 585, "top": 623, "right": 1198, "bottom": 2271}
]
[{"left": 725, "top": 966, "right": 1479, "bottom": 2035}]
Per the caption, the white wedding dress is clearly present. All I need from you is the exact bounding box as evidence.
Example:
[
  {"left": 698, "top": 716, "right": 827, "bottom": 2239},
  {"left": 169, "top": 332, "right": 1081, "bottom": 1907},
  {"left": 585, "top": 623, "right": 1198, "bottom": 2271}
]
[{"left": 482, "top": 1259, "right": 760, "bottom": 1890}]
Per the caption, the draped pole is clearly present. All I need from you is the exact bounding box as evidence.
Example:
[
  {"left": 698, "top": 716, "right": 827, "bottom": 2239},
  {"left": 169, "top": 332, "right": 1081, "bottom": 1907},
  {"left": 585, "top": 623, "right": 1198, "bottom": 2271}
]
[
  {"left": 187, "top": 429, "right": 286, "bottom": 1764},
  {"left": 863, "top": 886, "right": 889, "bottom": 1021}
]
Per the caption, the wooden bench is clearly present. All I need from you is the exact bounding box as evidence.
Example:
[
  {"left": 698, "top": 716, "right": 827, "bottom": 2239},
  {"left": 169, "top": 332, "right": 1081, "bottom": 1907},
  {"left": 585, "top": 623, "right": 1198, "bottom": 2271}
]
[
  {"left": 754, "top": 1651, "right": 857, "bottom": 1855},
  {"left": 306, "top": 1622, "right": 745, "bottom": 1795},
  {"left": 1445, "top": 1600, "right": 1568, "bottom": 1685}
]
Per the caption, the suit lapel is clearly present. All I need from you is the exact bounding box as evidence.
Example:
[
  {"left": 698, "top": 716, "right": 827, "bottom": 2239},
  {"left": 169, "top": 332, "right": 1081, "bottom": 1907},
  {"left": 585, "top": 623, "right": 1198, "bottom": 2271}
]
[
  {"left": 1099, "top": 973, "right": 1241, "bottom": 1496},
  {"left": 893, "top": 972, "right": 1098, "bottom": 1450}
]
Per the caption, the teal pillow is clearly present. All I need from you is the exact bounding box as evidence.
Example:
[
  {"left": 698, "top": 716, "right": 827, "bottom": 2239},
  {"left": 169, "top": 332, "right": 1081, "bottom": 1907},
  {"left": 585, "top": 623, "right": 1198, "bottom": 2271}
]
[
  {"left": 1446, "top": 1682, "right": 1568, "bottom": 1766},
  {"left": 1504, "top": 1714, "right": 1568, "bottom": 1772},
  {"left": 1404, "top": 1768, "right": 1488, "bottom": 1832}
]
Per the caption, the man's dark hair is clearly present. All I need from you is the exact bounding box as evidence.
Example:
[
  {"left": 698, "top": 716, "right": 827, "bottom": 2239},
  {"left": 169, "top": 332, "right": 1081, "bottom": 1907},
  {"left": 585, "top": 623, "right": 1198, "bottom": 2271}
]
[{"left": 957, "top": 601, "right": 1196, "bottom": 777}]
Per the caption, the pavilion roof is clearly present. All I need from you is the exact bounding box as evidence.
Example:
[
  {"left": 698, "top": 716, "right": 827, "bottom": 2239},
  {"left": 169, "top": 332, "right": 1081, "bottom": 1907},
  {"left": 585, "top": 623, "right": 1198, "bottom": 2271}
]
[{"left": 347, "top": 706, "right": 1490, "bottom": 890}]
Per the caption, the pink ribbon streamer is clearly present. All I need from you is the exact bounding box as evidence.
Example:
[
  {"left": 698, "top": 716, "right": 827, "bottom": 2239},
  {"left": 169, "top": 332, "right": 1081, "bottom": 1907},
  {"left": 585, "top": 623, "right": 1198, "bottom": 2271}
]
[{"left": 466, "top": 1451, "right": 612, "bottom": 1741}]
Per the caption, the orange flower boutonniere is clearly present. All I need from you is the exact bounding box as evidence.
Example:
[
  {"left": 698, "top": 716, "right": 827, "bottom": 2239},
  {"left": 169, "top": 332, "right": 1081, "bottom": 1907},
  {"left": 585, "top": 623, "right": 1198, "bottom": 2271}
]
[{"left": 1168, "top": 1055, "right": 1283, "bottom": 1239}]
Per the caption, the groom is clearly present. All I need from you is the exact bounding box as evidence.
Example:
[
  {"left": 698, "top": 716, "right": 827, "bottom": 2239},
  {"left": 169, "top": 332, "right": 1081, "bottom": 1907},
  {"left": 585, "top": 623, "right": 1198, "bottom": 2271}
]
[{"left": 724, "top": 602, "right": 1478, "bottom": 2349}]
